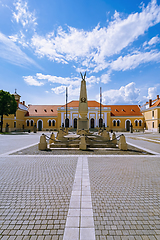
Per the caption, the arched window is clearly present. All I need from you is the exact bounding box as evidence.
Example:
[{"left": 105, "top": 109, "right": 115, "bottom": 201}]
[
  {"left": 139, "top": 120, "right": 142, "bottom": 127},
  {"left": 48, "top": 120, "right": 51, "bottom": 127},
  {"left": 52, "top": 120, "right": 55, "bottom": 127},
  {"left": 117, "top": 120, "right": 120, "bottom": 127},
  {"left": 90, "top": 118, "right": 95, "bottom": 128},
  {"left": 135, "top": 120, "right": 138, "bottom": 127},
  {"left": 113, "top": 120, "right": 116, "bottom": 127},
  {"left": 27, "top": 120, "right": 29, "bottom": 127},
  {"left": 73, "top": 118, "right": 77, "bottom": 129},
  {"left": 31, "top": 120, "right": 33, "bottom": 127}
]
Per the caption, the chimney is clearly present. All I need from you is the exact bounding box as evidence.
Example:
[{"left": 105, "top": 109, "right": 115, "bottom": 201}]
[
  {"left": 157, "top": 95, "right": 159, "bottom": 100},
  {"left": 149, "top": 99, "right": 152, "bottom": 107},
  {"left": 23, "top": 101, "right": 25, "bottom": 105}
]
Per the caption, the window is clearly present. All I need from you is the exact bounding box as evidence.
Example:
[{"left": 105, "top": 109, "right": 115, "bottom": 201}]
[
  {"left": 49, "top": 120, "right": 51, "bottom": 127},
  {"left": 152, "top": 111, "right": 154, "bottom": 118},
  {"left": 14, "top": 122, "right": 16, "bottom": 128},
  {"left": 113, "top": 120, "right": 116, "bottom": 127},
  {"left": 51, "top": 109, "right": 53, "bottom": 112},
  {"left": 135, "top": 120, "right": 138, "bottom": 127},
  {"left": 52, "top": 120, "right": 55, "bottom": 127},
  {"left": 117, "top": 120, "right": 120, "bottom": 127},
  {"left": 152, "top": 122, "right": 154, "bottom": 128},
  {"left": 139, "top": 120, "right": 142, "bottom": 127},
  {"left": 35, "top": 109, "right": 37, "bottom": 112},
  {"left": 27, "top": 120, "right": 29, "bottom": 126},
  {"left": 31, "top": 120, "right": 33, "bottom": 127}
]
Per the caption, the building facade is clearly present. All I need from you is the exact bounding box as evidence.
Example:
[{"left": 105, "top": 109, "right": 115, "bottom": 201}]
[
  {"left": 140, "top": 95, "right": 160, "bottom": 132},
  {"left": 1, "top": 91, "right": 153, "bottom": 132}
]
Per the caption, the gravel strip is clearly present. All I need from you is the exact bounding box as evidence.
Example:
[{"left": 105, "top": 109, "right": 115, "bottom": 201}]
[{"left": 11, "top": 144, "right": 152, "bottom": 155}]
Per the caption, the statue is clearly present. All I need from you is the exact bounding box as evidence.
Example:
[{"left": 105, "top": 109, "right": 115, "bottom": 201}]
[{"left": 80, "top": 72, "right": 86, "bottom": 81}]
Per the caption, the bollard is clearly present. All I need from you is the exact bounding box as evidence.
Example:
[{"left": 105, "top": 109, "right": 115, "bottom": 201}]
[
  {"left": 112, "top": 132, "right": 117, "bottom": 144},
  {"left": 118, "top": 134, "right": 127, "bottom": 150},
  {"left": 38, "top": 134, "right": 47, "bottom": 150},
  {"left": 57, "top": 129, "right": 64, "bottom": 140},
  {"left": 101, "top": 130, "right": 110, "bottom": 141},
  {"left": 79, "top": 135, "right": 87, "bottom": 150},
  {"left": 49, "top": 132, "right": 55, "bottom": 145}
]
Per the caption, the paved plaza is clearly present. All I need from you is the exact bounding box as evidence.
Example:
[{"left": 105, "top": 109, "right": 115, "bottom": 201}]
[{"left": 0, "top": 132, "right": 160, "bottom": 239}]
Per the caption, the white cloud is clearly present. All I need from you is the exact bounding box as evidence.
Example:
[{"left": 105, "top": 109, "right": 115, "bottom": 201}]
[
  {"left": 9, "top": 31, "right": 29, "bottom": 47},
  {"left": 31, "top": 0, "right": 160, "bottom": 73},
  {"left": 148, "top": 86, "right": 157, "bottom": 99},
  {"left": 110, "top": 50, "right": 160, "bottom": 71},
  {"left": 12, "top": 0, "right": 37, "bottom": 30},
  {"left": 148, "top": 35, "right": 160, "bottom": 45},
  {"left": 101, "top": 82, "right": 140, "bottom": 104},
  {"left": 100, "top": 73, "right": 111, "bottom": 84},
  {"left": 23, "top": 76, "right": 44, "bottom": 86},
  {"left": 0, "top": 31, "right": 39, "bottom": 68},
  {"left": 51, "top": 86, "right": 66, "bottom": 95}
]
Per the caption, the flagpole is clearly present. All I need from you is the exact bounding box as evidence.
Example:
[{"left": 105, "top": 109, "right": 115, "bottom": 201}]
[
  {"left": 66, "top": 87, "right": 68, "bottom": 128},
  {"left": 100, "top": 87, "right": 102, "bottom": 129}
]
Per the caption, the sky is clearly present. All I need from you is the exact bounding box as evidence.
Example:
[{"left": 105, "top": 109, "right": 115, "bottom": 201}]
[{"left": 0, "top": 0, "right": 160, "bottom": 106}]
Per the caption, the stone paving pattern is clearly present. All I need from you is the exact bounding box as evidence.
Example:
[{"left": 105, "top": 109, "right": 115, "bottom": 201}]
[
  {"left": 11, "top": 144, "right": 150, "bottom": 156},
  {"left": 88, "top": 157, "right": 160, "bottom": 239},
  {"left": 0, "top": 157, "right": 78, "bottom": 240}
]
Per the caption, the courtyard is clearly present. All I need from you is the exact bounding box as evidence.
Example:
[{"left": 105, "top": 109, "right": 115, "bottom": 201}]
[{"left": 0, "top": 132, "right": 160, "bottom": 240}]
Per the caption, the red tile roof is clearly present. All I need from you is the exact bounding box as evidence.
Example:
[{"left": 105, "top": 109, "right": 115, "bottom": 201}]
[
  {"left": 25, "top": 105, "right": 62, "bottom": 117},
  {"left": 25, "top": 101, "right": 143, "bottom": 117},
  {"left": 151, "top": 99, "right": 160, "bottom": 107},
  {"left": 61, "top": 100, "right": 105, "bottom": 108},
  {"left": 106, "top": 105, "right": 142, "bottom": 116}
]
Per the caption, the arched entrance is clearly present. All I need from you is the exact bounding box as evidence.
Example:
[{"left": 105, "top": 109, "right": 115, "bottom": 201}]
[
  {"left": 38, "top": 120, "right": 42, "bottom": 131},
  {"left": 99, "top": 118, "right": 103, "bottom": 128},
  {"left": 90, "top": 118, "right": 95, "bottom": 128},
  {"left": 73, "top": 118, "right": 77, "bottom": 129},
  {"left": 126, "top": 120, "right": 130, "bottom": 131},
  {"left": 65, "top": 118, "right": 69, "bottom": 128}
]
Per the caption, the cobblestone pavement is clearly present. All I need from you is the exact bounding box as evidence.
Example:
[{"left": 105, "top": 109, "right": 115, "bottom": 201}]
[
  {"left": 0, "top": 156, "right": 78, "bottom": 240},
  {"left": 88, "top": 156, "right": 160, "bottom": 240},
  {"left": 0, "top": 133, "right": 160, "bottom": 239}
]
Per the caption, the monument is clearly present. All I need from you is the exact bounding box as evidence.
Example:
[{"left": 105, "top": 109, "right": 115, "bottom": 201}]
[
  {"left": 39, "top": 72, "right": 127, "bottom": 151},
  {"left": 77, "top": 72, "right": 89, "bottom": 131}
]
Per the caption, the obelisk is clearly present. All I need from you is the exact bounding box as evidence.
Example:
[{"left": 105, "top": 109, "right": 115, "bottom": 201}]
[{"left": 77, "top": 72, "right": 89, "bottom": 130}]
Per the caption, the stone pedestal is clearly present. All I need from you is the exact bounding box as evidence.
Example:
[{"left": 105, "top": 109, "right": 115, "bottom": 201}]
[
  {"left": 38, "top": 134, "right": 47, "bottom": 150},
  {"left": 77, "top": 117, "right": 89, "bottom": 130},
  {"left": 79, "top": 135, "right": 87, "bottom": 150},
  {"left": 49, "top": 132, "right": 55, "bottom": 145},
  {"left": 118, "top": 135, "right": 127, "bottom": 150},
  {"left": 101, "top": 130, "right": 110, "bottom": 141},
  {"left": 111, "top": 132, "right": 117, "bottom": 144}
]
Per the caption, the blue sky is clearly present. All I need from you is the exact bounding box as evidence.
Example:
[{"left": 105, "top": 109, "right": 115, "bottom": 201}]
[{"left": 0, "top": 0, "right": 160, "bottom": 106}]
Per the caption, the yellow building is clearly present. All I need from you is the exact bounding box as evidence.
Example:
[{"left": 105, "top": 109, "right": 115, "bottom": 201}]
[
  {"left": 2, "top": 91, "right": 160, "bottom": 133},
  {"left": 140, "top": 95, "right": 160, "bottom": 132},
  {"left": 2, "top": 92, "right": 28, "bottom": 132}
]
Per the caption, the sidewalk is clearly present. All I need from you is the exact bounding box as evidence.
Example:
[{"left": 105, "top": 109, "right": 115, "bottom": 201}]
[{"left": 0, "top": 133, "right": 160, "bottom": 240}]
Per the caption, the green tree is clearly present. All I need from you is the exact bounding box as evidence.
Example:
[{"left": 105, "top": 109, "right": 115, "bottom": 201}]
[{"left": 0, "top": 90, "right": 17, "bottom": 132}]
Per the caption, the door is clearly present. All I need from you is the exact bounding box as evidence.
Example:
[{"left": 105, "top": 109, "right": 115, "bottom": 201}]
[
  {"left": 73, "top": 118, "right": 77, "bottom": 129},
  {"left": 126, "top": 120, "right": 130, "bottom": 131},
  {"left": 90, "top": 118, "right": 94, "bottom": 128},
  {"left": 38, "top": 120, "right": 42, "bottom": 131}
]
